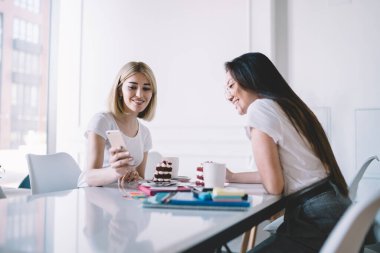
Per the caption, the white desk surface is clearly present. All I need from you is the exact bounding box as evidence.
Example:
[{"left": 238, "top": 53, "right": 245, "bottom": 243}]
[
  {"left": 0, "top": 171, "right": 27, "bottom": 188},
  {"left": 0, "top": 183, "right": 283, "bottom": 253},
  {"left": 1, "top": 171, "right": 31, "bottom": 198}
]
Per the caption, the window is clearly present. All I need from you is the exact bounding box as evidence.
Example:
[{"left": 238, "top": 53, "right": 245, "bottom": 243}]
[
  {"left": 0, "top": 0, "right": 50, "bottom": 180},
  {"left": 15, "top": 0, "right": 40, "bottom": 13}
]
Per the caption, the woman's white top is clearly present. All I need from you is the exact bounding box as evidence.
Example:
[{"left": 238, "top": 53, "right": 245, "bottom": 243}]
[
  {"left": 77, "top": 112, "right": 152, "bottom": 187},
  {"left": 245, "top": 98, "right": 327, "bottom": 195}
]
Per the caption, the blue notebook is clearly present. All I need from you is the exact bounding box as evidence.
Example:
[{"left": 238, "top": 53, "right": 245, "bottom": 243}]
[{"left": 143, "top": 192, "right": 251, "bottom": 211}]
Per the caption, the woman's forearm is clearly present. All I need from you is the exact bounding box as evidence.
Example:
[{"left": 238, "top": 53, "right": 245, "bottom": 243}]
[
  {"left": 229, "top": 171, "right": 262, "bottom": 184},
  {"left": 84, "top": 167, "right": 119, "bottom": 187}
]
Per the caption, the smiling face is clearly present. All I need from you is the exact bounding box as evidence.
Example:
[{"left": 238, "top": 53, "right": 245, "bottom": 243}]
[
  {"left": 119, "top": 73, "right": 153, "bottom": 115},
  {"left": 225, "top": 71, "right": 259, "bottom": 115}
]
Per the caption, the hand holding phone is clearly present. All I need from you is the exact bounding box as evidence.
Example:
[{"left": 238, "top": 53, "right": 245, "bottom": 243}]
[
  {"left": 106, "top": 130, "right": 126, "bottom": 149},
  {"left": 106, "top": 130, "right": 137, "bottom": 169}
]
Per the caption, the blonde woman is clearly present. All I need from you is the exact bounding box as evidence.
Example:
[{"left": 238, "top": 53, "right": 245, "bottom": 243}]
[{"left": 78, "top": 62, "right": 157, "bottom": 187}]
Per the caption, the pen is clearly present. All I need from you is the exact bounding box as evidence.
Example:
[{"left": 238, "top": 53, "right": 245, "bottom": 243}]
[{"left": 161, "top": 192, "right": 177, "bottom": 203}]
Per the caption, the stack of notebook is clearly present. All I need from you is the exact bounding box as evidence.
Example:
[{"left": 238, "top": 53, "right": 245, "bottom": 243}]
[
  {"left": 143, "top": 187, "right": 251, "bottom": 211},
  {"left": 212, "top": 188, "right": 248, "bottom": 202}
]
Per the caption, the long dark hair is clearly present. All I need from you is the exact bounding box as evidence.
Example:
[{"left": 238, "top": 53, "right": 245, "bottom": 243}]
[{"left": 225, "top": 52, "right": 348, "bottom": 196}]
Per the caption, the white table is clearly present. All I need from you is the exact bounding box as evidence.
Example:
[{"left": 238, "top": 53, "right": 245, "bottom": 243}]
[
  {"left": 0, "top": 183, "right": 284, "bottom": 253},
  {"left": 0, "top": 171, "right": 31, "bottom": 198}
]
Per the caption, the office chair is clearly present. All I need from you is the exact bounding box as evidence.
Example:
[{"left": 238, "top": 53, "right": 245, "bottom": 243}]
[
  {"left": 263, "top": 155, "right": 380, "bottom": 236},
  {"left": 0, "top": 186, "right": 6, "bottom": 199},
  {"left": 349, "top": 155, "right": 379, "bottom": 202},
  {"left": 26, "top": 152, "right": 81, "bottom": 195},
  {"left": 240, "top": 226, "right": 257, "bottom": 253},
  {"left": 18, "top": 175, "right": 31, "bottom": 189},
  {"left": 320, "top": 189, "right": 380, "bottom": 253}
]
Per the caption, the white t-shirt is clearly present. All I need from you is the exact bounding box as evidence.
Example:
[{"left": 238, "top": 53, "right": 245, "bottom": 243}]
[
  {"left": 77, "top": 112, "right": 152, "bottom": 187},
  {"left": 246, "top": 99, "right": 327, "bottom": 195}
]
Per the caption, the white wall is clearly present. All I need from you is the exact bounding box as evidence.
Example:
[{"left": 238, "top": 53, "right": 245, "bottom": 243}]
[
  {"left": 280, "top": 0, "right": 380, "bottom": 182},
  {"left": 55, "top": 0, "right": 83, "bottom": 163},
  {"left": 56, "top": 0, "right": 255, "bottom": 178},
  {"left": 55, "top": 0, "right": 380, "bottom": 182}
]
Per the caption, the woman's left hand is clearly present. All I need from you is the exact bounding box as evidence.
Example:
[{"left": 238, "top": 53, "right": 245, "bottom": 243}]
[{"left": 225, "top": 168, "right": 234, "bottom": 183}]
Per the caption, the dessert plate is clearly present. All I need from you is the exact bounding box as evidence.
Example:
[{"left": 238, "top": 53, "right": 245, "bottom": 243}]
[
  {"left": 144, "top": 180, "right": 178, "bottom": 187},
  {"left": 172, "top": 176, "right": 191, "bottom": 183}
]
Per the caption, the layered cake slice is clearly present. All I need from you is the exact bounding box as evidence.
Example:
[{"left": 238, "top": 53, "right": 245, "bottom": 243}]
[
  {"left": 152, "top": 160, "right": 173, "bottom": 183},
  {"left": 195, "top": 164, "right": 204, "bottom": 186}
]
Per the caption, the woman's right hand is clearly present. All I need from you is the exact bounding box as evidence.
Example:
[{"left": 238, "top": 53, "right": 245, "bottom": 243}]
[{"left": 109, "top": 146, "right": 136, "bottom": 176}]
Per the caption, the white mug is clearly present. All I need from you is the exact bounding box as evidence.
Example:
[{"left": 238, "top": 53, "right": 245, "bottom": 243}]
[
  {"left": 202, "top": 162, "right": 226, "bottom": 188},
  {"left": 163, "top": 157, "right": 179, "bottom": 178}
]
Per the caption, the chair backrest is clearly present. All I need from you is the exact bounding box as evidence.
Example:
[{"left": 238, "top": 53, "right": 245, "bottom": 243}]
[
  {"left": 349, "top": 155, "right": 379, "bottom": 201},
  {"left": 145, "top": 150, "right": 162, "bottom": 180},
  {"left": 0, "top": 186, "right": 6, "bottom": 199},
  {"left": 320, "top": 189, "right": 380, "bottom": 253},
  {"left": 18, "top": 175, "right": 31, "bottom": 189},
  {"left": 26, "top": 152, "right": 81, "bottom": 195}
]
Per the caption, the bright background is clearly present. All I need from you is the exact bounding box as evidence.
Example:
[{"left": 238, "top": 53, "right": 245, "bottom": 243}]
[
  {"left": 2, "top": 0, "right": 380, "bottom": 192},
  {"left": 55, "top": 0, "right": 380, "bottom": 186}
]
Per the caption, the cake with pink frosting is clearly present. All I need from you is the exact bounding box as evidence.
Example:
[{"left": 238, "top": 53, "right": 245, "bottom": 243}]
[{"left": 195, "top": 164, "right": 204, "bottom": 186}]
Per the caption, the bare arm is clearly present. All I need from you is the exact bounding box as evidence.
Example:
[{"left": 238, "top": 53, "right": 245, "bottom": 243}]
[
  {"left": 225, "top": 128, "right": 284, "bottom": 194},
  {"left": 84, "top": 132, "right": 119, "bottom": 186},
  {"left": 84, "top": 132, "right": 135, "bottom": 186},
  {"left": 135, "top": 152, "right": 148, "bottom": 179},
  {"left": 226, "top": 169, "right": 262, "bottom": 184},
  {"left": 251, "top": 128, "right": 284, "bottom": 194}
]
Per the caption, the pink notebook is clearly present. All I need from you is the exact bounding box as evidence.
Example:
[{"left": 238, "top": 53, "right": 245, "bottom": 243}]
[{"left": 138, "top": 184, "right": 191, "bottom": 196}]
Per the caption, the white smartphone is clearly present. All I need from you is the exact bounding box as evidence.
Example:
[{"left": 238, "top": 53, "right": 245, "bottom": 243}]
[{"left": 105, "top": 130, "right": 127, "bottom": 148}]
